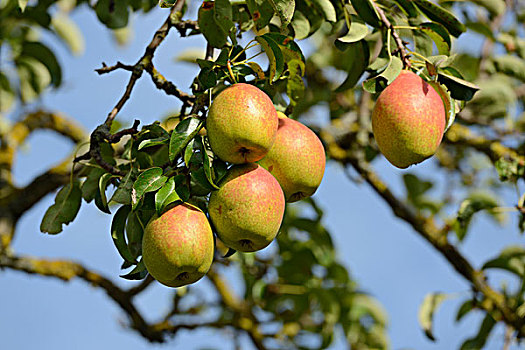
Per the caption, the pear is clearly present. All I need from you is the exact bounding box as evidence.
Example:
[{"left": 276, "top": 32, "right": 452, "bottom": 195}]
[
  {"left": 371, "top": 70, "right": 446, "bottom": 168},
  {"left": 258, "top": 112, "right": 326, "bottom": 202},
  {"left": 142, "top": 203, "right": 214, "bottom": 288},
  {"left": 208, "top": 163, "right": 285, "bottom": 252},
  {"left": 206, "top": 83, "right": 278, "bottom": 164}
]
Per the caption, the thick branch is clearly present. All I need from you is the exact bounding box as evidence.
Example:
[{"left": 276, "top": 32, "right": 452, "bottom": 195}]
[
  {"left": 0, "top": 253, "right": 163, "bottom": 342},
  {"left": 8, "top": 158, "right": 79, "bottom": 219},
  {"left": 143, "top": 63, "right": 194, "bottom": 104},
  {"left": 444, "top": 124, "right": 524, "bottom": 163},
  {"left": 207, "top": 268, "right": 268, "bottom": 350},
  {"left": 0, "top": 111, "right": 86, "bottom": 186},
  {"left": 337, "top": 150, "right": 525, "bottom": 335}
]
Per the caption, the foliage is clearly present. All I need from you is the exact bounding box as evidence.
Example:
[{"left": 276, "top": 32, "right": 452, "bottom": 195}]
[{"left": 1, "top": 0, "right": 525, "bottom": 349}]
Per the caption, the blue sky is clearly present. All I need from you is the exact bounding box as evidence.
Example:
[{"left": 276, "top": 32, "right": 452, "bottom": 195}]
[{"left": 1, "top": 4, "right": 523, "bottom": 350}]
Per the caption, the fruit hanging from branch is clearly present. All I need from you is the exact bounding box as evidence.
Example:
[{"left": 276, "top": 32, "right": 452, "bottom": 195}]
[
  {"left": 208, "top": 163, "right": 285, "bottom": 252},
  {"left": 142, "top": 203, "right": 214, "bottom": 288},
  {"left": 206, "top": 83, "right": 279, "bottom": 164},
  {"left": 258, "top": 112, "right": 326, "bottom": 202},
  {"left": 371, "top": 70, "right": 446, "bottom": 169}
]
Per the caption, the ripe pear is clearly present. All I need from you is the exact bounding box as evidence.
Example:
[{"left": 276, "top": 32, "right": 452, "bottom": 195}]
[
  {"left": 142, "top": 203, "right": 214, "bottom": 288},
  {"left": 258, "top": 112, "right": 326, "bottom": 202},
  {"left": 371, "top": 70, "right": 446, "bottom": 168},
  {"left": 208, "top": 163, "right": 285, "bottom": 252},
  {"left": 206, "top": 83, "right": 278, "bottom": 164}
]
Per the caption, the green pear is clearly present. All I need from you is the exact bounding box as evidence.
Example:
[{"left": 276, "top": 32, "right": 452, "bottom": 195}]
[
  {"left": 208, "top": 163, "right": 285, "bottom": 252},
  {"left": 142, "top": 203, "right": 214, "bottom": 288},
  {"left": 258, "top": 112, "right": 326, "bottom": 202},
  {"left": 206, "top": 83, "right": 278, "bottom": 164},
  {"left": 371, "top": 70, "right": 446, "bottom": 168}
]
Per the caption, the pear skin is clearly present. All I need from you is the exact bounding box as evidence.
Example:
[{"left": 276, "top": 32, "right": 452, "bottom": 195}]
[
  {"left": 208, "top": 163, "right": 285, "bottom": 252},
  {"left": 258, "top": 112, "right": 326, "bottom": 202},
  {"left": 371, "top": 70, "right": 446, "bottom": 168},
  {"left": 206, "top": 83, "right": 278, "bottom": 164},
  {"left": 142, "top": 203, "right": 214, "bottom": 288}
]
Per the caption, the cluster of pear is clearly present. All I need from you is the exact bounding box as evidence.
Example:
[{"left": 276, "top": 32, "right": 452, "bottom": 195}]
[
  {"left": 142, "top": 83, "right": 326, "bottom": 287},
  {"left": 371, "top": 70, "right": 447, "bottom": 169}
]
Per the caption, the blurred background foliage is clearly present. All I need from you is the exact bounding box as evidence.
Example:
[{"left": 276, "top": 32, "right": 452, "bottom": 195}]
[{"left": 0, "top": 0, "right": 524, "bottom": 349}]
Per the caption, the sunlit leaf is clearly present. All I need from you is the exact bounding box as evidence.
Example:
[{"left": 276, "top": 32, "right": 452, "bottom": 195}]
[
  {"left": 413, "top": 0, "right": 466, "bottom": 37},
  {"left": 40, "top": 181, "right": 82, "bottom": 234},
  {"left": 418, "top": 293, "right": 447, "bottom": 341},
  {"left": 111, "top": 205, "right": 136, "bottom": 263}
]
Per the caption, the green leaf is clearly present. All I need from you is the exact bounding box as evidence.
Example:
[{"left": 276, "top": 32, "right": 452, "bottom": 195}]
[
  {"left": 269, "top": 0, "right": 295, "bottom": 28},
  {"left": 40, "top": 181, "right": 82, "bottom": 234},
  {"left": 291, "top": 11, "right": 310, "bottom": 40},
  {"left": 18, "top": 0, "right": 29, "bottom": 12},
  {"left": 21, "top": 42, "right": 62, "bottom": 87},
  {"left": 158, "top": 0, "right": 176, "bottom": 8},
  {"left": 471, "top": 0, "right": 506, "bottom": 17},
  {"left": 262, "top": 33, "right": 306, "bottom": 64},
  {"left": 311, "top": 0, "right": 336, "bottom": 22},
  {"left": 198, "top": 1, "right": 228, "bottom": 48},
  {"left": 454, "top": 192, "right": 499, "bottom": 241},
  {"left": 493, "top": 55, "right": 525, "bottom": 82},
  {"left": 95, "top": 0, "right": 130, "bottom": 29},
  {"left": 429, "top": 81, "right": 456, "bottom": 132},
  {"left": 413, "top": 31, "right": 433, "bottom": 57},
  {"left": 95, "top": 173, "right": 115, "bottom": 214},
  {"left": 393, "top": 0, "right": 419, "bottom": 17},
  {"left": 111, "top": 170, "right": 135, "bottom": 205},
  {"left": 350, "top": 0, "right": 381, "bottom": 28},
  {"left": 214, "top": 0, "right": 235, "bottom": 41},
  {"left": 169, "top": 117, "right": 202, "bottom": 163},
  {"left": 437, "top": 72, "right": 479, "bottom": 101},
  {"left": 495, "top": 158, "right": 525, "bottom": 183},
  {"left": 155, "top": 177, "right": 181, "bottom": 216},
  {"left": 138, "top": 136, "right": 169, "bottom": 150},
  {"left": 255, "top": 34, "right": 284, "bottom": 83},
  {"left": 286, "top": 59, "right": 305, "bottom": 106},
  {"left": 363, "top": 56, "right": 402, "bottom": 94},
  {"left": 111, "top": 205, "right": 136, "bottom": 263},
  {"left": 482, "top": 246, "right": 525, "bottom": 277},
  {"left": 455, "top": 300, "right": 474, "bottom": 322},
  {"left": 418, "top": 293, "right": 447, "bottom": 341},
  {"left": 120, "top": 260, "right": 148, "bottom": 280},
  {"left": 184, "top": 138, "right": 196, "bottom": 166},
  {"left": 335, "top": 40, "right": 369, "bottom": 92},
  {"left": 403, "top": 173, "right": 432, "bottom": 202},
  {"left": 132, "top": 167, "right": 168, "bottom": 210},
  {"left": 81, "top": 167, "right": 105, "bottom": 203},
  {"left": 412, "top": 0, "right": 466, "bottom": 37},
  {"left": 51, "top": 13, "right": 85, "bottom": 55},
  {"left": 198, "top": 67, "right": 218, "bottom": 90},
  {"left": 126, "top": 211, "right": 145, "bottom": 259},
  {"left": 246, "top": 0, "right": 274, "bottom": 30},
  {"left": 337, "top": 15, "right": 368, "bottom": 44},
  {"left": 420, "top": 22, "right": 451, "bottom": 55},
  {"left": 460, "top": 314, "right": 496, "bottom": 350},
  {"left": 195, "top": 136, "right": 220, "bottom": 189}
]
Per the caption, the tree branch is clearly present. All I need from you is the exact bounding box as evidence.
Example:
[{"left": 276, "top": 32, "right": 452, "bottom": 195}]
[
  {"left": 444, "top": 124, "right": 524, "bottom": 163},
  {"left": 0, "top": 253, "right": 163, "bottom": 342},
  {"left": 0, "top": 111, "right": 86, "bottom": 186},
  {"left": 207, "top": 267, "right": 268, "bottom": 350},
  {"left": 100, "top": 0, "right": 192, "bottom": 127},
  {"left": 373, "top": 3, "right": 411, "bottom": 68},
  {"left": 333, "top": 149, "right": 525, "bottom": 335}
]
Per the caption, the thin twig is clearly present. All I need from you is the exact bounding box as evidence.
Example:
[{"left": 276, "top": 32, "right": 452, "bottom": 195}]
[
  {"left": 95, "top": 61, "right": 134, "bottom": 74},
  {"left": 102, "top": 0, "right": 189, "bottom": 127},
  {"left": 373, "top": 3, "right": 411, "bottom": 68}
]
